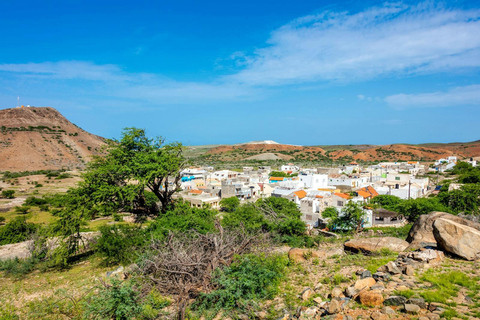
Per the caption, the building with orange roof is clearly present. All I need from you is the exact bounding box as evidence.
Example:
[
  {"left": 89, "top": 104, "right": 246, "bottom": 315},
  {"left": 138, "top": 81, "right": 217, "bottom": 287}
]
[
  {"left": 356, "top": 186, "right": 379, "bottom": 200},
  {"left": 293, "top": 190, "right": 307, "bottom": 199}
]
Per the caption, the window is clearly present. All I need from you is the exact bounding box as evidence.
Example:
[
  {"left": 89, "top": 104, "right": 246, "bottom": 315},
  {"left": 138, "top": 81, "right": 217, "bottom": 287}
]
[
  {"left": 395, "top": 177, "right": 400, "bottom": 181},
  {"left": 337, "top": 201, "right": 344, "bottom": 207}
]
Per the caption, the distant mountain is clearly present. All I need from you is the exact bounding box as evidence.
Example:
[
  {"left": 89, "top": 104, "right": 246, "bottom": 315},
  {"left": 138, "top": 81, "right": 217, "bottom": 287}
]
[
  {"left": 0, "top": 107, "right": 106, "bottom": 171},
  {"left": 196, "top": 140, "right": 480, "bottom": 162}
]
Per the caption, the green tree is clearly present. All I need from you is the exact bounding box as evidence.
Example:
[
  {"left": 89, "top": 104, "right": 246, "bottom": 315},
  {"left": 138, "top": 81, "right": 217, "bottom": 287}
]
[
  {"left": 1, "top": 190, "right": 15, "bottom": 199},
  {"left": 322, "top": 206, "right": 339, "bottom": 219},
  {"left": 371, "top": 195, "right": 402, "bottom": 210},
  {"left": 80, "top": 127, "right": 185, "bottom": 215},
  {"left": 396, "top": 197, "right": 449, "bottom": 222},
  {"left": 219, "top": 196, "right": 240, "bottom": 212},
  {"left": 329, "top": 202, "right": 365, "bottom": 233}
]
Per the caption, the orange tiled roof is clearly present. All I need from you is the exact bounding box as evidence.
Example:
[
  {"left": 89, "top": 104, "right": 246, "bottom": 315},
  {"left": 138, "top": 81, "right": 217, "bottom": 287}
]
[
  {"left": 190, "top": 190, "right": 203, "bottom": 194},
  {"left": 334, "top": 193, "right": 350, "bottom": 200},
  {"left": 270, "top": 177, "right": 285, "bottom": 181},
  {"left": 294, "top": 190, "right": 307, "bottom": 199},
  {"left": 357, "top": 186, "right": 379, "bottom": 198},
  {"left": 315, "top": 195, "right": 324, "bottom": 198}
]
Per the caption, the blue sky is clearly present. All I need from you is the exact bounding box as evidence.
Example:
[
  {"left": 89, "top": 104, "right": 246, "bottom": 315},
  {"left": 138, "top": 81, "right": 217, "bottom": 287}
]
[{"left": 1, "top": 0, "right": 480, "bottom": 146}]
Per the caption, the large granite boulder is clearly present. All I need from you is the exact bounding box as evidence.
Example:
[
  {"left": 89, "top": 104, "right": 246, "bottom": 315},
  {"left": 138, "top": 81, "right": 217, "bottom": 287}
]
[
  {"left": 406, "top": 212, "right": 480, "bottom": 248},
  {"left": 344, "top": 237, "right": 409, "bottom": 253},
  {"left": 433, "top": 218, "right": 480, "bottom": 261}
]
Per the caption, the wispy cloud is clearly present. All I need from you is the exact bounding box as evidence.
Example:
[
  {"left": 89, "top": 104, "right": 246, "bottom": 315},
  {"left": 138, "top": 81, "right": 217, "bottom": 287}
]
[
  {"left": 385, "top": 84, "right": 480, "bottom": 108},
  {"left": 0, "top": 61, "right": 257, "bottom": 105},
  {"left": 1, "top": 2, "right": 480, "bottom": 107},
  {"left": 230, "top": 2, "right": 480, "bottom": 86}
]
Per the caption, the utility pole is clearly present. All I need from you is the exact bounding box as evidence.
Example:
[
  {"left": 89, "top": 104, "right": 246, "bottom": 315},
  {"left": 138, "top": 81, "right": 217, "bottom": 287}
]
[{"left": 408, "top": 179, "right": 411, "bottom": 200}]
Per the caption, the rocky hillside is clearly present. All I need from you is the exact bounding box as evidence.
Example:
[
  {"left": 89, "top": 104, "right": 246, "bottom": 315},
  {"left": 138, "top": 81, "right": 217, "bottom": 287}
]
[
  {"left": 0, "top": 107, "right": 106, "bottom": 171},
  {"left": 197, "top": 140, "right": 480, "bottom": 162}
]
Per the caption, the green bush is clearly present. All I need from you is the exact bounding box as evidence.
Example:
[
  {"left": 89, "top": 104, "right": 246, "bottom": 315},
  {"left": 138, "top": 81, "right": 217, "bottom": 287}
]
[
  {"left": 0, "top": 256, "right": 39, "bottom": 277},
  {"left": 0, "top": 216, "right": 5, "bottom": 224},
  {"left": 219, "top": 196, "right": 240, "bottom": 212},
  {"left": 83, "top": 279, "right": 142, "bottom": 320},
  {"left": 24, "top": 196, "right": 48, "bottom": 206},
  {"left": 147, "top": 201, "right": 217, "bottom": 240},
  {"left": 1, "top": 190, "right": 15, "bottom": 199},
  {"left": 95, "top": 224, "right": 147, "bottom": 265},
  {"left": 0, "top": 216, "right": 37, "bottom": 245},
  {"left": 194, "top": 254, "right": 289, "bottom": 313},
  {"left": 14, "top": 206, "right": 30, "bottom": 214}
]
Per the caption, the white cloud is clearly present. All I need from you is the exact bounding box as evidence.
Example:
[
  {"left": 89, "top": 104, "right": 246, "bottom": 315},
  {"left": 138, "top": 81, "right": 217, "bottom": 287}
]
[
  {"left": 229, "top": 2, "right": 480, "bottom": 86},
  {"left": 0, "top": 61, "right": 128, "bottom": 82},
  {"left": 385, "top": 84, "right": 480, "bottom": 108},
  {"left": 0, "top": 61, "right": 257, "bottom": 105}
]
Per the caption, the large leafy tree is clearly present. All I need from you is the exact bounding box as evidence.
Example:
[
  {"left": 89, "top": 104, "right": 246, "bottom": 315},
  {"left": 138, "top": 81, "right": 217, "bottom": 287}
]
[{"left": 81, "top": 127, "right": 185, "bottom": 215}]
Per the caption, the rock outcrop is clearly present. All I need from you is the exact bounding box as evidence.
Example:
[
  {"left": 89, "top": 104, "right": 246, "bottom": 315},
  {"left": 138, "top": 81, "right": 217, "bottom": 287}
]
[
  {"left": 433, "top": 218, "right": 480, "bottom": 260},
  {"left": 406, "top": 212, "right": 480, "bottom": 248},
  {"left": 344, "top": 237, "right": 409, "bottom": 253}
]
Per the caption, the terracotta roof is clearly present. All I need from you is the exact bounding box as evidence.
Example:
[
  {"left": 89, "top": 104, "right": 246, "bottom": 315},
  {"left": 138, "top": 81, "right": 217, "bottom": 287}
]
[
  {"left": 357, "top": 190, "right": 371, "bottom": 198},
  {"left": 334, "top": 193, "right": 350, "bottom": 200},
  {"left": 315, "top": 195, "right": 324, "bottom": 198},
  {"left": 294, "top": 190, "right": 307, "bottom": 199},
  {"left": 356, "top": 186, "right": 379, "bottom": 198},
  {"left": 270, "top": 177, "right": 285, "bottom": 181},
  {"left": 189, "top": 190, "right": 203, "bottom": 194}
]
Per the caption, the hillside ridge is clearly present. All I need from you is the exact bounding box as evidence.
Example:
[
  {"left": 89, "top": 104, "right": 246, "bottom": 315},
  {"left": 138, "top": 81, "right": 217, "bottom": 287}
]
[{"left": 0, "top": 107, "right": 106, "bottom": 171}]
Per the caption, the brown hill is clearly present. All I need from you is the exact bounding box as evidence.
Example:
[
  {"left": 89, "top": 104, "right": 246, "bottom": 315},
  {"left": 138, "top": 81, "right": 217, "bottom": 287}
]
[
  {"left": 207, "top": 143, "right": 325, "bottom": 155},
  {"left": 0, "top": 107, "right": 106, "bottom": 171},
  {"left": 201, "top": 140, "right": 480, "bottom": 162}
]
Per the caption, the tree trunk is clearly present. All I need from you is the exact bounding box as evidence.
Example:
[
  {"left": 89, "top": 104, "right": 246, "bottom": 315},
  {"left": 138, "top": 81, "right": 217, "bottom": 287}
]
[{"left": 177, "top": 301, "right": 186, "bottom": 320}]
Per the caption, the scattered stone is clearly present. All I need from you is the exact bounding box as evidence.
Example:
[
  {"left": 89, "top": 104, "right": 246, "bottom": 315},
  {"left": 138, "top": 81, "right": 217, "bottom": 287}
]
[
  {"left": 328, "top": 298, "right": 342, "bottom": 314},
  {"left": 300, "top": 307, "right": 318, "bottom": 319},
  {"left": 370, "top": 311, "right": 387, "bottom": 320},
  {"left": 358, "top": 290, "right": 384, "bottom": 307},
  {"left": 385, "top": 261, "right": 402, "bottom": 274},
  {"left": 381, "top": 306, "right": 395, "bottom": 315},
  {"left": 255, "top": 311, "right": 267, "bottom": 319},
  {"left": 384, "top": 296, "right": 407, "bottom": 306},
  {"left": 345, "top": 286, "right": 357, "bottom": 298},
  {"left": 428, "top": 302, "right": 448, "bottom": 312},
  {"left": 372, "top": 272, "right": 391, "bottom": 282},
  {"left": 106, "top": 265, "right": 125, "bottom": 279},
  {"left": 314, "top": 282, "right": 323, "bottom": 291},
  {"left": 344, "top": 237, "right": 409, "bottom": 253},
  {"left": 433, "top": 218, "right": 480, "bottom": 261},
  {"left": 313, "top": 297, "right": 323, "bottom": 305},
  {"left": 361, "top": 270, "right": 372, "bottom": 279},
  {"left": 404, "top": 264, "right": 415, "bottom": 276},
  {"left": 404, "top": 303, "right": 421, "bottom": 314},
  {"left": 408, "top": 297, "right": 427, "bottom": 309},
  {"left": 343, "top": 316, "right": 353, "bottom": 320},
  {"left": 410, "top": 249, "right": 445, "bottom": 264},
  {"left": 354, "top": 277, "right": 376, "bottom": 291},
  {"left": 331, "top": 287, "right": 343, "bottom": 298},
  {"left": 395, "top": 285, "right": 409, "bottom": 291},
  {"left": 426, "top": 314, "right": 440, "bottom": 320},
  {"left": 301, "top": 288, "right": 313, "bottom": 301},
  {"left": 419, "top": 317, "right": 429, "bottom": 320},
  {"left": 370, "top": 283, "right": 385, "bottom": 291}
]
